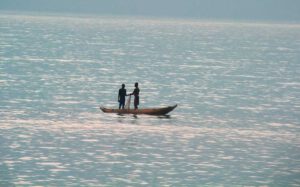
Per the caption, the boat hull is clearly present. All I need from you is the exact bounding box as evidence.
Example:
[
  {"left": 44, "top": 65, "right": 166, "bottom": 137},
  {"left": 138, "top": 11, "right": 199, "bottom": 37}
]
[{"left": 100, "top": 104, "right": 177, "bottom": 115}]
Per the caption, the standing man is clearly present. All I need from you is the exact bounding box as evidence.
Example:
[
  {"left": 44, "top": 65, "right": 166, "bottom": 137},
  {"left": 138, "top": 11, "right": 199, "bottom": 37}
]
[
  {"left": 118, "top": 84, "right": 127, "bottom": 109},
  {"left": 130, "top": 82, "right": 140, "bottom": 109}
]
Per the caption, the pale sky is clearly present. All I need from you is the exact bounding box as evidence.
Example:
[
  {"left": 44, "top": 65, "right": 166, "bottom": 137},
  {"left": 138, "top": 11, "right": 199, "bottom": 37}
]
[{"left": 1, "top": 0, "right": 300, "bottom": 22}]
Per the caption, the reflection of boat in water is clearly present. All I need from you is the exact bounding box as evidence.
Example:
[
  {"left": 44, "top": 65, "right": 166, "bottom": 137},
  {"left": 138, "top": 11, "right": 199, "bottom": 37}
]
[{"left": 100, "top": 104, "right": 177, "bottom": 115}]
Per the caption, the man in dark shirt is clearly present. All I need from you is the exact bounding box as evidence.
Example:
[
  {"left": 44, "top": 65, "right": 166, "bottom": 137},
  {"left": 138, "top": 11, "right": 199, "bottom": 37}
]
[
  {"left": 118, "top": 84, "right": 127, "bottom": 109},
  {"left": 130, "top": 82, "right": 140, "bottom": 109}
]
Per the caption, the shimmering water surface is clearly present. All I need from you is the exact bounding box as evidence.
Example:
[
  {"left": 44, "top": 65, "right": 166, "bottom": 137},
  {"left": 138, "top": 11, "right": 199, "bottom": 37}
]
[{"left": 0, "top": 13, "right": 300, "bottom": 186}]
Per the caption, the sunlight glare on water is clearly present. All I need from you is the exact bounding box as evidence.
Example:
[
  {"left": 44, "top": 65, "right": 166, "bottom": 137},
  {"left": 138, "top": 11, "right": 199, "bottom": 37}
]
[{"left": 0, "top": 13, "right": 300, "bottom": 186}]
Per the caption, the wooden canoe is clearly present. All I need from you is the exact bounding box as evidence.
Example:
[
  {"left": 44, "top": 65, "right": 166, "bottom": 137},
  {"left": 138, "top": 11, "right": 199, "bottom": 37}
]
[{"left": 100, "top": 104, "right": 177, "bottom": 115}]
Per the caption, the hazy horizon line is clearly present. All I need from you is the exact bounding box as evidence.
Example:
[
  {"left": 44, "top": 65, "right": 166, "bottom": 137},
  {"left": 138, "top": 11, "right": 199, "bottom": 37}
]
[{"left": 1, "top": 10, "right": 300, "bottom": 26}]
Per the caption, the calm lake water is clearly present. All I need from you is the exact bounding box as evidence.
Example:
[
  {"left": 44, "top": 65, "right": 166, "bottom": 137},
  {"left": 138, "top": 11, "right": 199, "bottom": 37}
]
[{"left": 0, "top": 13, "right": 300, "bottom": 186}]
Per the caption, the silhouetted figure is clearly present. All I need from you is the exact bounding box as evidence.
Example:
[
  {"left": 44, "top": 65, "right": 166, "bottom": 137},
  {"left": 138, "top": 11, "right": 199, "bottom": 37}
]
[
  {"left": 118, "top": 84, "right": 127, "bottom": 109},
  {"left": 130, "top": 82, "right": 140, "bottom": 109}
]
